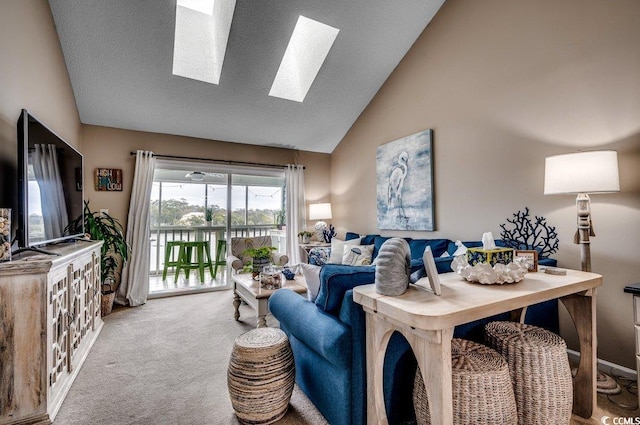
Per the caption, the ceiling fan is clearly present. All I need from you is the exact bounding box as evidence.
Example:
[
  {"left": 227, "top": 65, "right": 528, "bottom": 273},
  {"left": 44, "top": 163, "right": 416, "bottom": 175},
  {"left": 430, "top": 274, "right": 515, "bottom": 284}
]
[{"left": 185, "top": 171, "right": 225, "bottom": 181}]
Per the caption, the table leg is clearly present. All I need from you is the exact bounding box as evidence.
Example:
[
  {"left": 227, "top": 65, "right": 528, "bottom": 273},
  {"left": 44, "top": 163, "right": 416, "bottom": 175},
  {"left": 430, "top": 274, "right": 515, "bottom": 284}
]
[
  {"left": 233, "top": 292, "right": 241, "bottom": 321},
  {"left": 405, "top": 327, "right": 454, "bottom": 425},
  {"left": 257, "top": 315, "right": 267, "bottom": 328},
  {"left": 365, "top": 313, "right": 393, "bottom": 425},
  {"left": 561, "top": 290, "right": 597, "bottom": 419}
]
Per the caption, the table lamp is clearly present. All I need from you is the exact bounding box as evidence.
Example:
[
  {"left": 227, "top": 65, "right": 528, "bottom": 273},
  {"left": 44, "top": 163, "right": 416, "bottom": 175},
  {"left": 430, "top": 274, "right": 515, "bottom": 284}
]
[
  {"left": 544, "top": 150, "right": 620, "bottom": 272},
  {"left": 309, "top": 203, "right": 332, "bottom": 242}
]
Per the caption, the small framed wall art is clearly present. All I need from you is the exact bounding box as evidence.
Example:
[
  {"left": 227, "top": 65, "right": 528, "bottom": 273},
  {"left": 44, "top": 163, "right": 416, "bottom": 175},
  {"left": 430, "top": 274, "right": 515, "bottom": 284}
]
[
  {"left": 515, "top": 250, "right": 538, "bottom": 272},
  {"left": 95, "top": 168, "right": 123, "bottom": 191}
]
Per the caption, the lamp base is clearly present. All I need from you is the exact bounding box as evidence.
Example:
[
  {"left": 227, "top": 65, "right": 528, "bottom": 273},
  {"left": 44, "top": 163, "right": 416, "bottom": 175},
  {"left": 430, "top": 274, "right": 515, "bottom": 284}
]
[{"left": 314, "top": 221, "right": 327, "bottom": 243}]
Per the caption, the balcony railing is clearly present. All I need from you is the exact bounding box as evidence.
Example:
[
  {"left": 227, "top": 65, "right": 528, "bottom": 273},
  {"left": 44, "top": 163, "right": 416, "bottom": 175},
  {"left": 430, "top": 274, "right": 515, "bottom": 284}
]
[{"left": 150, "top": 224, "right": 280, "bottom": 275}]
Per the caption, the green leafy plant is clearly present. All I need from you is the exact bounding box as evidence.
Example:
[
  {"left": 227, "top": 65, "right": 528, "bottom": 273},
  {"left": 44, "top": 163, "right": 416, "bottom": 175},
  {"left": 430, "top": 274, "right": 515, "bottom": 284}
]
[
  {"left": 242, "top": 246, "right": 276, "bottom": 259},
  {"left": 297, "top": 231, "right": 314, "bottom": 238},
  {"left": 205, "top": 206, "right": 214, "bottom": 222},
  {"left": 67, "top": 201, "right": 130, "bottom": 285},
  {"left": 274, "top": 209, "right": 285, "bottom": 228}
]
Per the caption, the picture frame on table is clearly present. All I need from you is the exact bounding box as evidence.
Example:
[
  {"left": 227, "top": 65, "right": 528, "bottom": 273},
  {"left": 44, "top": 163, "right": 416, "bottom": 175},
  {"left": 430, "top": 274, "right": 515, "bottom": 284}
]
[
  {"left": 422, "top": 246, "right": 441, "bottom": 295},
  {"left": 515, "top": 249, "right": 539, "bottom": 272}
]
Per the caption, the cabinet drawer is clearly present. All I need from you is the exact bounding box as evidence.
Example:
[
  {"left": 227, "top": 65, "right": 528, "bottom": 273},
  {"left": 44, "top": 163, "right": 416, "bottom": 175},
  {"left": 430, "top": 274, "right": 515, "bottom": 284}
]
[{"left": 634, "top": 296, "right": 640, "bottom": 324}]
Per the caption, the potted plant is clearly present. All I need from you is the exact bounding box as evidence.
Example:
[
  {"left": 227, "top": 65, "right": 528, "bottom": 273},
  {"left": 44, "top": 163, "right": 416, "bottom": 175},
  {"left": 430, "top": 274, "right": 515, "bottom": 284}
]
[
  {"left": 205, "top": 206, "right": 214, "bottom": 225},
  {"left": 242, "top": 245, "right": 276, "bottom": 277},
  {"left": 274, "top": 209, "right": 286, "bottom": 230},
  {"left": 66, "top": 201, "right": 129, "bottom": 315},
  {"left": 298, "top": 230, "right": 314, "bottom": 244}
]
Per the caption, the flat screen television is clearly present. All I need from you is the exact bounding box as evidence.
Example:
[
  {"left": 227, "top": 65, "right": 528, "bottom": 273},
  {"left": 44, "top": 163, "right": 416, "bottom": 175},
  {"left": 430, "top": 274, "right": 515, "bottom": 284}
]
[{"left": 16, "top": 109, "right": 84, "bottom": 251}]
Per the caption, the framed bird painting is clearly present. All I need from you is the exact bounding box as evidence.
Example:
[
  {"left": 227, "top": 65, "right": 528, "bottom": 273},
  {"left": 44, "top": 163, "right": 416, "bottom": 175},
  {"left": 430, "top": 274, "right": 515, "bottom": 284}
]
[{"left": 376, "top": 129, "right": 434, "bottom": 231}]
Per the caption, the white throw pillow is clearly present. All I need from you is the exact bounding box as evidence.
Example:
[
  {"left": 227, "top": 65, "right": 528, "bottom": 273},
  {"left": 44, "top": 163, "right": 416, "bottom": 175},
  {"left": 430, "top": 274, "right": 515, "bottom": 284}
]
[
  {"left": 342, "top": 244, "right": 374, "bottom": 266},
  {"left": 299, "top": 263, "right": 322, "bottom": 302},
  {"left": 328, "top": 237, "right": 363, "bottom": 264}
]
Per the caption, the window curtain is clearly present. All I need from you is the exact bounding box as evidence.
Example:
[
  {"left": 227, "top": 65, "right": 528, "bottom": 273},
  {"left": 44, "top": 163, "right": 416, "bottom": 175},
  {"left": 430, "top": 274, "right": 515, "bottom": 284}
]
[
  {"left": 32, "top": 144, "right": 68, "bottom": 240},
  {"left": 116, "top": 150, "right": 156, "bottom": 306},
  {"left": 285, "top": 164, "right": 305, "bottom": 265}
]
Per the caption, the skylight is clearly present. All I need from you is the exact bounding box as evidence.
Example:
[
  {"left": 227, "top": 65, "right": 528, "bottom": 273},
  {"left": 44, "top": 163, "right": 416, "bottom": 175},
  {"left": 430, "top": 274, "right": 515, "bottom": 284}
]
[
  {"left": 269, "top": 16, "right": 340, "bottom": 102},
  {"left": 172, "top": 0, "right": 236, "bottom": 85}
]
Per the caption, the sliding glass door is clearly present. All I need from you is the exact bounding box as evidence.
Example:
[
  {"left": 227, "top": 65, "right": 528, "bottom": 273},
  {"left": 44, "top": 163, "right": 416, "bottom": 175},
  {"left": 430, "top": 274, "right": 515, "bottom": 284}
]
[{"left": 148, "top": 160, "right": 285, "bottom": 296}]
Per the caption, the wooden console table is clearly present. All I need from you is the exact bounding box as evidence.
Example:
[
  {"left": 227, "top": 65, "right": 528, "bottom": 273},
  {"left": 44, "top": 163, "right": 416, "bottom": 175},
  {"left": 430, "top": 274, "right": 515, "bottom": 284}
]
[{"left": 353, "top": 269, "right": 602, "bottom": 425}]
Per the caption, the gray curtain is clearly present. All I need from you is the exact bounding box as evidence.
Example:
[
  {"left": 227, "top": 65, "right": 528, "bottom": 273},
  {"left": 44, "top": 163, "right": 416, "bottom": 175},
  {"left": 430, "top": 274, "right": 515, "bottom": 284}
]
[{"left": 117, "top": 150, "right": 155, "bottom": 306}]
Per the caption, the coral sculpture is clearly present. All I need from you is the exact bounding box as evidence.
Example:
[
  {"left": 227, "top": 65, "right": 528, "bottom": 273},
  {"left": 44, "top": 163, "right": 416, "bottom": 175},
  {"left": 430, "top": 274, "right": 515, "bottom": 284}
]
[
  {"left": 499, "top": 207, "right": 559, "bottom": 258},
  {"left": 322, "top": 224, "right": 336, "bottom": 243}
]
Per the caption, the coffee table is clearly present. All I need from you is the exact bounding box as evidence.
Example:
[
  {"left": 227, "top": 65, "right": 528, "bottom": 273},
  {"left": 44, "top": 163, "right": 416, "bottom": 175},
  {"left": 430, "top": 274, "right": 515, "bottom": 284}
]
[{"left": 231, "top": 272, "right": 307, "bottom": 328}]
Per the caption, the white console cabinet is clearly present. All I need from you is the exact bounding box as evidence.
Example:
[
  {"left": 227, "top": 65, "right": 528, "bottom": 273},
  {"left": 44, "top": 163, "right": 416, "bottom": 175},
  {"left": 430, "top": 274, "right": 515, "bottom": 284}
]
[
  {"left": 624, "top": 282, "right": 640, "bottom": 409},
  {"left": 0, "top": 241, "right": 103, "bottom": 425}
]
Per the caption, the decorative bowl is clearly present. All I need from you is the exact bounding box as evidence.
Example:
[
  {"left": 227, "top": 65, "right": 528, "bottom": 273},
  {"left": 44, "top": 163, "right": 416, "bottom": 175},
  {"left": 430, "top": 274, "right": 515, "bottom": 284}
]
[{"left": 451, "top": 255, "right": 530, "bottom": 285}]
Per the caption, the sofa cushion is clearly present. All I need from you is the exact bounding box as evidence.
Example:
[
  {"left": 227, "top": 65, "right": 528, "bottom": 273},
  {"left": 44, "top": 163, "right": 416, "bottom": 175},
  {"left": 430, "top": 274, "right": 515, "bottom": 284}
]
[
  {"left": 329, "top": 237, "right": 362, "bottom": 264},
  {"left": 345, "top": 232, "right": 361, "bottom": 241},
  {"left": 408, "top": 238, "right": 449, "bottom": 259},
  {"left": 300, "top": 263, "right": 322, "bottom": 301},
  {"left": 342, "top": 244, "right": 374, "bottom": 266}
]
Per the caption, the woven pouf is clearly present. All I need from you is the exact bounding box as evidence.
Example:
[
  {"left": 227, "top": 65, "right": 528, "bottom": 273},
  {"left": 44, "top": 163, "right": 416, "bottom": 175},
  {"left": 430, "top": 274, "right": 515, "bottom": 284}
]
[
  {"left": 227, "top": 328, "right": 295, "bottom": 424},
  {"left": 485, "top": 321, "right": 573, "bottom": 425},
  {"left": 413, "top": 338, "right": 517, "bottom": 425}
]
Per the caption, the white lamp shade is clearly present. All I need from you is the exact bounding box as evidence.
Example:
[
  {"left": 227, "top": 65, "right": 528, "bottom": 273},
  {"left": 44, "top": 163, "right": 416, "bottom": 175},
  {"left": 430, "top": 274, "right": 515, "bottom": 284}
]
[
  {"left": 544, "top": 150, "right": 620, "bottom": 195},
  {"left": 309, "top": 203, "right": 332, "bottom": 220}
]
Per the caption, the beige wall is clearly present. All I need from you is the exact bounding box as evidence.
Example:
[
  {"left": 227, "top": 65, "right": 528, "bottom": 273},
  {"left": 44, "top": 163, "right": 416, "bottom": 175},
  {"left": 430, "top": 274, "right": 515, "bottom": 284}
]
[
  {"left": 0, "top": 0, "right": 82, "bottom": 214},
  {"left": 81, "top": 125, "right": 330, "bottom": 230},
  {"left": 332, "top": 0, "right": 640, "bottom": 368}
]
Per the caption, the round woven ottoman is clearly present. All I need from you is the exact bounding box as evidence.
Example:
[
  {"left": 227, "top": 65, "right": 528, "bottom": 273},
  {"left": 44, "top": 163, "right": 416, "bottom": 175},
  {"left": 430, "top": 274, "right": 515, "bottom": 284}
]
[
  {"left": 227, "top": 328, "right": 295, "bottom": 424},
  {"left": 485, "top": 321, "right": 573, "bottom": 425},
  {"left": 413, "top": 338, "right": 517, "bottom": 425}
]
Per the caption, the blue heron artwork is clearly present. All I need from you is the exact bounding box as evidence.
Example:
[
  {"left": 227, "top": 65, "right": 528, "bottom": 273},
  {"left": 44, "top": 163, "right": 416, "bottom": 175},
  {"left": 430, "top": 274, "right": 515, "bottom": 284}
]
[{"left": 376, "top": 129, "right": 434, "bottom": 231}]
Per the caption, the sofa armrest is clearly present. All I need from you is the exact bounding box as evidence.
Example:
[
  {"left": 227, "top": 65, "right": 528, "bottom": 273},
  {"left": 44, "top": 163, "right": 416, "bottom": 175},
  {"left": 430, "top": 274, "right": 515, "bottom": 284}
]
[
  {"left": 316, "top": 265, "right": 376, "bottom": 314},
  {"left": 271, "top": 252, "right": 289, "bottom": 266},
  {"left": 269, "top": 289, "right": 352, "bottom": 367},
  {"left": 226, "top": 255, "right": 243, "bottom": 271}
]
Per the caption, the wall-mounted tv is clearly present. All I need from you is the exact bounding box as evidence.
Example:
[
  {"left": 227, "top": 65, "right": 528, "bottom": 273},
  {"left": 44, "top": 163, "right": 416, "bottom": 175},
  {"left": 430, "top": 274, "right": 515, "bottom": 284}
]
[{"left": 16, "top": 109, "right": 84, "bottom": 251}]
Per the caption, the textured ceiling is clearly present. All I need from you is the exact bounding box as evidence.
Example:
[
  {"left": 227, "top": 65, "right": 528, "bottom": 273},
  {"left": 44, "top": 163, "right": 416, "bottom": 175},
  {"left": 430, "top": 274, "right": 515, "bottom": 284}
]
[{"left": 48, "top": 0, "right": 444, "bottom": 154}]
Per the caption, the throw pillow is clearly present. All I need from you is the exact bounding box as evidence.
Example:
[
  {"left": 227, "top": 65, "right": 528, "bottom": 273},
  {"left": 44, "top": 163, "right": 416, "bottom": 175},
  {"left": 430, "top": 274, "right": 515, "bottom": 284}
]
[
  {"left": 299, "top": 263, "right": 322, "bottom": 302},
  {"left": 342, "top": 244, "right": 374, "bottom": 266},
  {"left": 328, "top": 237, "right": 363, "bottom": 264}
]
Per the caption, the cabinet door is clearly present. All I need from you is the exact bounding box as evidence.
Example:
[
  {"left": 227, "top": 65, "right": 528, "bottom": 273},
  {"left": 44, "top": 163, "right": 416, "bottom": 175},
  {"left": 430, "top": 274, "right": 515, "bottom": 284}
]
[
  {"left": 67, "top": 261, "right": 84, "bottom": 371},
  {"left": 48, "top": 265, "right": 71, "bottom": 395},
  {"left": 81, "top": 252, "right": 100, "bottom": 336}
]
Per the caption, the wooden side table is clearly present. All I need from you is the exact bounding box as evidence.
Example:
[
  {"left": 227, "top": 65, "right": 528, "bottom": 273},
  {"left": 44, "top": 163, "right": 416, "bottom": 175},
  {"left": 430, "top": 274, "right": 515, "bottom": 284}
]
[{"left": 231, "top": 272, "right": 307, "bottom": 328}]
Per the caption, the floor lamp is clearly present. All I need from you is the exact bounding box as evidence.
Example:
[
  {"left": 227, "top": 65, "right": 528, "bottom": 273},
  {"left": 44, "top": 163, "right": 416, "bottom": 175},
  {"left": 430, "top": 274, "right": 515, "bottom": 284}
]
[
  {"left": 544, "top": 150, "right": 621, "bottom": 394},
  {"left": 544, "top": 150, "right": 620, "bottom": 272}
]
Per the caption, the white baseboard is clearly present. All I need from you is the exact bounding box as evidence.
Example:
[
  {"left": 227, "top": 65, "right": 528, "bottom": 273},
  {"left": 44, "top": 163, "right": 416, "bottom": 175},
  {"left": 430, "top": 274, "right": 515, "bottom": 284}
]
[{"left": 567, "top": 348, "right": 637, "bottom": 379}]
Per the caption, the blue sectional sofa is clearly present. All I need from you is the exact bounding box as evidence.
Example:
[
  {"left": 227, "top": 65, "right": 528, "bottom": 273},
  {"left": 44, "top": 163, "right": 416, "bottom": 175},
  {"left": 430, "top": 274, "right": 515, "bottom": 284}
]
[{"left": 269, "top": 233, "right": 558, "bottom": 425}]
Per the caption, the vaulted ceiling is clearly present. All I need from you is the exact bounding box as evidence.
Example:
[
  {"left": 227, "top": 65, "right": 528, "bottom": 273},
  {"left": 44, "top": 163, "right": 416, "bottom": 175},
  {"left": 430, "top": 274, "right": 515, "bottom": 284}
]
[{"left": 48, "top": 0, "right": 445, "bottom": 154}]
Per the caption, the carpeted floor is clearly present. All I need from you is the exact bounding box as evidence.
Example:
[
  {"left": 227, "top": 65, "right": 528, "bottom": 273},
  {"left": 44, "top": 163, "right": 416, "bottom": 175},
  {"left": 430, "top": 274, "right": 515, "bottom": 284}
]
[
  {"left": 53, "top": 290, "right": 639, "bottom": 425},
  {"left": 53, "top": 291, "right": 328, "bottom": 425}
]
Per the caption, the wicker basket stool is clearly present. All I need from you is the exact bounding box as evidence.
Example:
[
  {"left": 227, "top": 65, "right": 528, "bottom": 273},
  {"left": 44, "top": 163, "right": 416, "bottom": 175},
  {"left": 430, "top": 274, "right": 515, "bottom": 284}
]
[
  {"left": 227, "top": 328, "right": 295, "bottom": 425},
  {"left": 413, "top": 338, "right": 517, "bottom": 425},
  {"left": 485, "top": 321, "right": 573, "bottom": 425}
]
